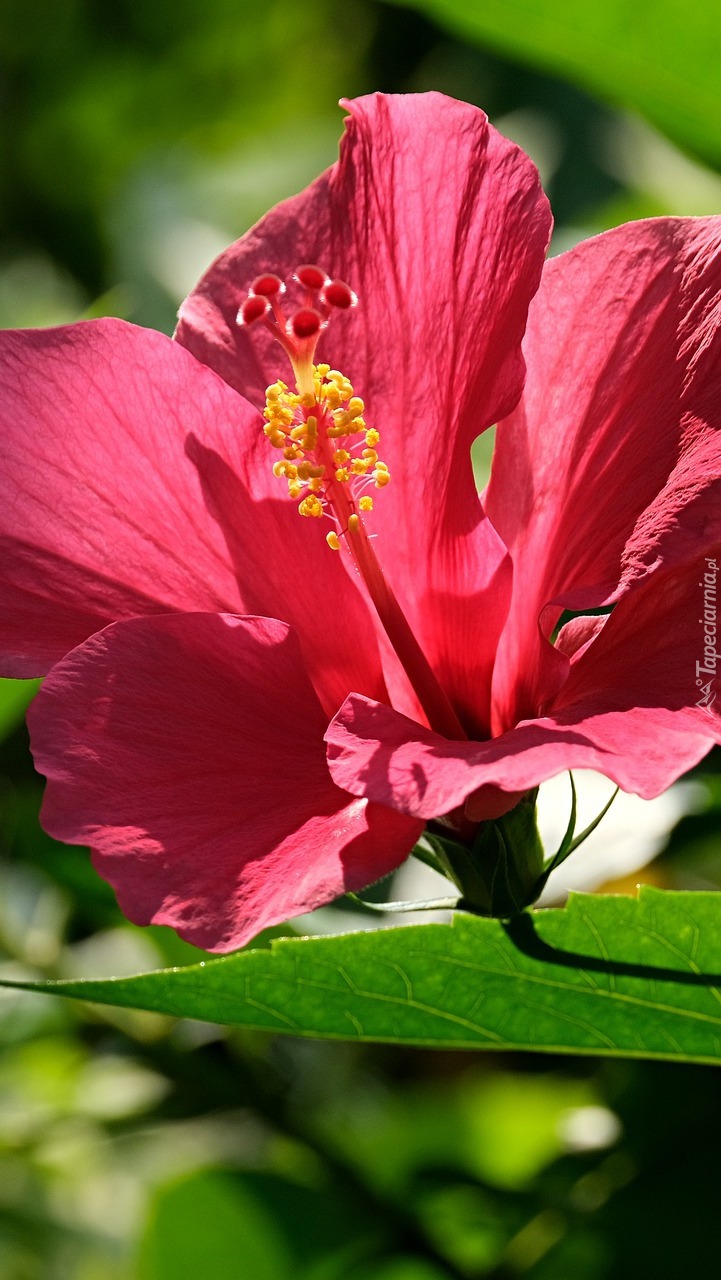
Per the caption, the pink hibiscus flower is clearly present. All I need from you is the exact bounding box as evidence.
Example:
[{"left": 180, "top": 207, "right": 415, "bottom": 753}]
[{"left": 2, "top": 93, "right": 721, "bottom": 951}]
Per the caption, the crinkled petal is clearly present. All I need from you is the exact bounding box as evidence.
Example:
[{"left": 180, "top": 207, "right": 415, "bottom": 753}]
[
  {"left": 29, "top": 613, "right": 421, "bottom": 953},
  {"left": 326, "top": 554, "right": 721, "bottom": 820},
  {"left": 0, "top": 319, "right": 386, "bottom": 712},
  {"left": 486, "top": 216, "right": 721, "bottom": 729},
  {"left": 177, "top": 92, "right": 551, "bottom": 732}
]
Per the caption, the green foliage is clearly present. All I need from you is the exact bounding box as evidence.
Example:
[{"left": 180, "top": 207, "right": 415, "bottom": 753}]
[
  {"left": 0, "top": 679, "right": 40, "bottom": 743},
  {"left": 6, "top": 888, "right": 721, "bottom": 1063},
  {"left": 388, "top": 0, "right": 721, "bottom": 167},
  {"left": 139, "top": 1169, "right": 390, "bottom": 1280}
]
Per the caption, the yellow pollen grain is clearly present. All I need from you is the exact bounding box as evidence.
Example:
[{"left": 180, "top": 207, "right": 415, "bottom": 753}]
[
  {"left": 365, "top": 428, "right": 380, "bottom": 446},
  {"left": 359, "top": 496, "right": 373, "bottom": 511},
  {"left": 333, "top": 449, "right": 350, "bottom": 464},
  {"left": 335, "top": 467, "right": 350, "bottom": 483}
]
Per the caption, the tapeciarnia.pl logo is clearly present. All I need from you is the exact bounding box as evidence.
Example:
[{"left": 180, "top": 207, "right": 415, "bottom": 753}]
[{"left": 696, "top": 557, "right": 718, "bottom": 712}]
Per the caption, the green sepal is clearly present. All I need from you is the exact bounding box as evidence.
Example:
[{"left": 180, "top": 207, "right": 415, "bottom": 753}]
[{"left": 429, "top": 791, "right": 545, "bottom": 918}]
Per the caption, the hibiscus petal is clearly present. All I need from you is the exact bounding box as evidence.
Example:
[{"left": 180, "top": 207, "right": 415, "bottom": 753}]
[
  {"left": 0, "top": 319, "right": 386, "bottom": 712},
  {"left": 487, "top": 216, "right": 721, "bottom": 728},
  {"left": 176, "top": 92, "right": 551, "bottom": 733},
  {"left": 326, "top": 554, "right": 721, "bottom": 821},
  {"left": 28, "top": 613, "right": 422, "bottom": 953}
]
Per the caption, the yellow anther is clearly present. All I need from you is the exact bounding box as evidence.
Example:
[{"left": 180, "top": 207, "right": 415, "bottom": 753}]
[
  {"left": 326, "top": 530, "right": 341, "bottom": 551},
  {"left": 362, "top": 448, "right": 378, "bottom": 464},
  {"left": 316, "top": 363, "right": 330, "bottom": 377},
  {"left": 359, "top": 496, "right": 374, "bottom": 511},
  {"left": 351, "top": 459, "right": 369, "bottom": 475},
  {"left": 333, "top": 449, "right": 350, "bottom": 464},
  {"left": 296, "top": 461, "right": 313, "bottom": 480},
  {"left": 308, "top": 464, "right": 325, "bottom": 478},
  {"left": 288, "top": 481, "right": 302, "bottom": 499},
  {"left": 375, "top": 460, "right": 389, "bottom": 472},
  {"left": 299, "top": 494, "right": 324, "bottom": 518},
  {"left": 267, "top": 407, "right": 293, "bottom": 426},
  {"left": 283, "top": 446, "right": 299, "bottom": 460},
  {"left": 347, "top": 397, "right": 364, "bottom": 417},
  {"left": 335, "top": 467, "right": 350, "bottom": 483},
  {"left": 374, "top": 469, "right": 391, "bottom": 488},
  {"left": 365, "top": 428, "right": 380, "bottom": 447},
  {"left": 348, "top": 513, "right": 360, "bottom": 533},
  {"left": 309, "top": 478, "right": 324, "bottom": 493},
  {"left": 323, "top": 387, "right": 342, "bottom": 410},
  {"left": 290, "top": 425, "right": 306, "bottom": 441},
  {"left": 272, "top": 460, "right": 288, "bottom": 477},
  {"left": 299, "top": 391, "right": 315, "bottom": 409}
]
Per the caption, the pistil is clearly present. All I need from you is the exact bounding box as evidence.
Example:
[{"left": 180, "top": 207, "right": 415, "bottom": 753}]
[{"left": 237, "top": 266, "right": 466, "bottom": 742}]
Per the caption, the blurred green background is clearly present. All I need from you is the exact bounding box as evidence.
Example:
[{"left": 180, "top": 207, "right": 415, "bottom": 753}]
[{"left": 2, "top": 1, "right": 721, "bottom": 1276}]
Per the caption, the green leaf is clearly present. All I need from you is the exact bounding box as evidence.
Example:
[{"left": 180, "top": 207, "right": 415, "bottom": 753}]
[
  {"left": 5, "top": 888, "right": 721, "bottom": 1063},
  {"left": 0, "top": 678, "right": 40, "bottom": 742},
  {"left": 140, "top": 1171, "right": 292, "bottom": 1280},
  {"left": 140, "top": 1169, "right": 387, "bottom": 1279},
  {"left": 389, "top": 0, "right": 721, "bottom": 167}
]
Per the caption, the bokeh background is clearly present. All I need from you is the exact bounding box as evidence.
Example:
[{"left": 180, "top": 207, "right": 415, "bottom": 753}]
[{"left": 2, "top": 1, "right": 721, "bottom": 1276}]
